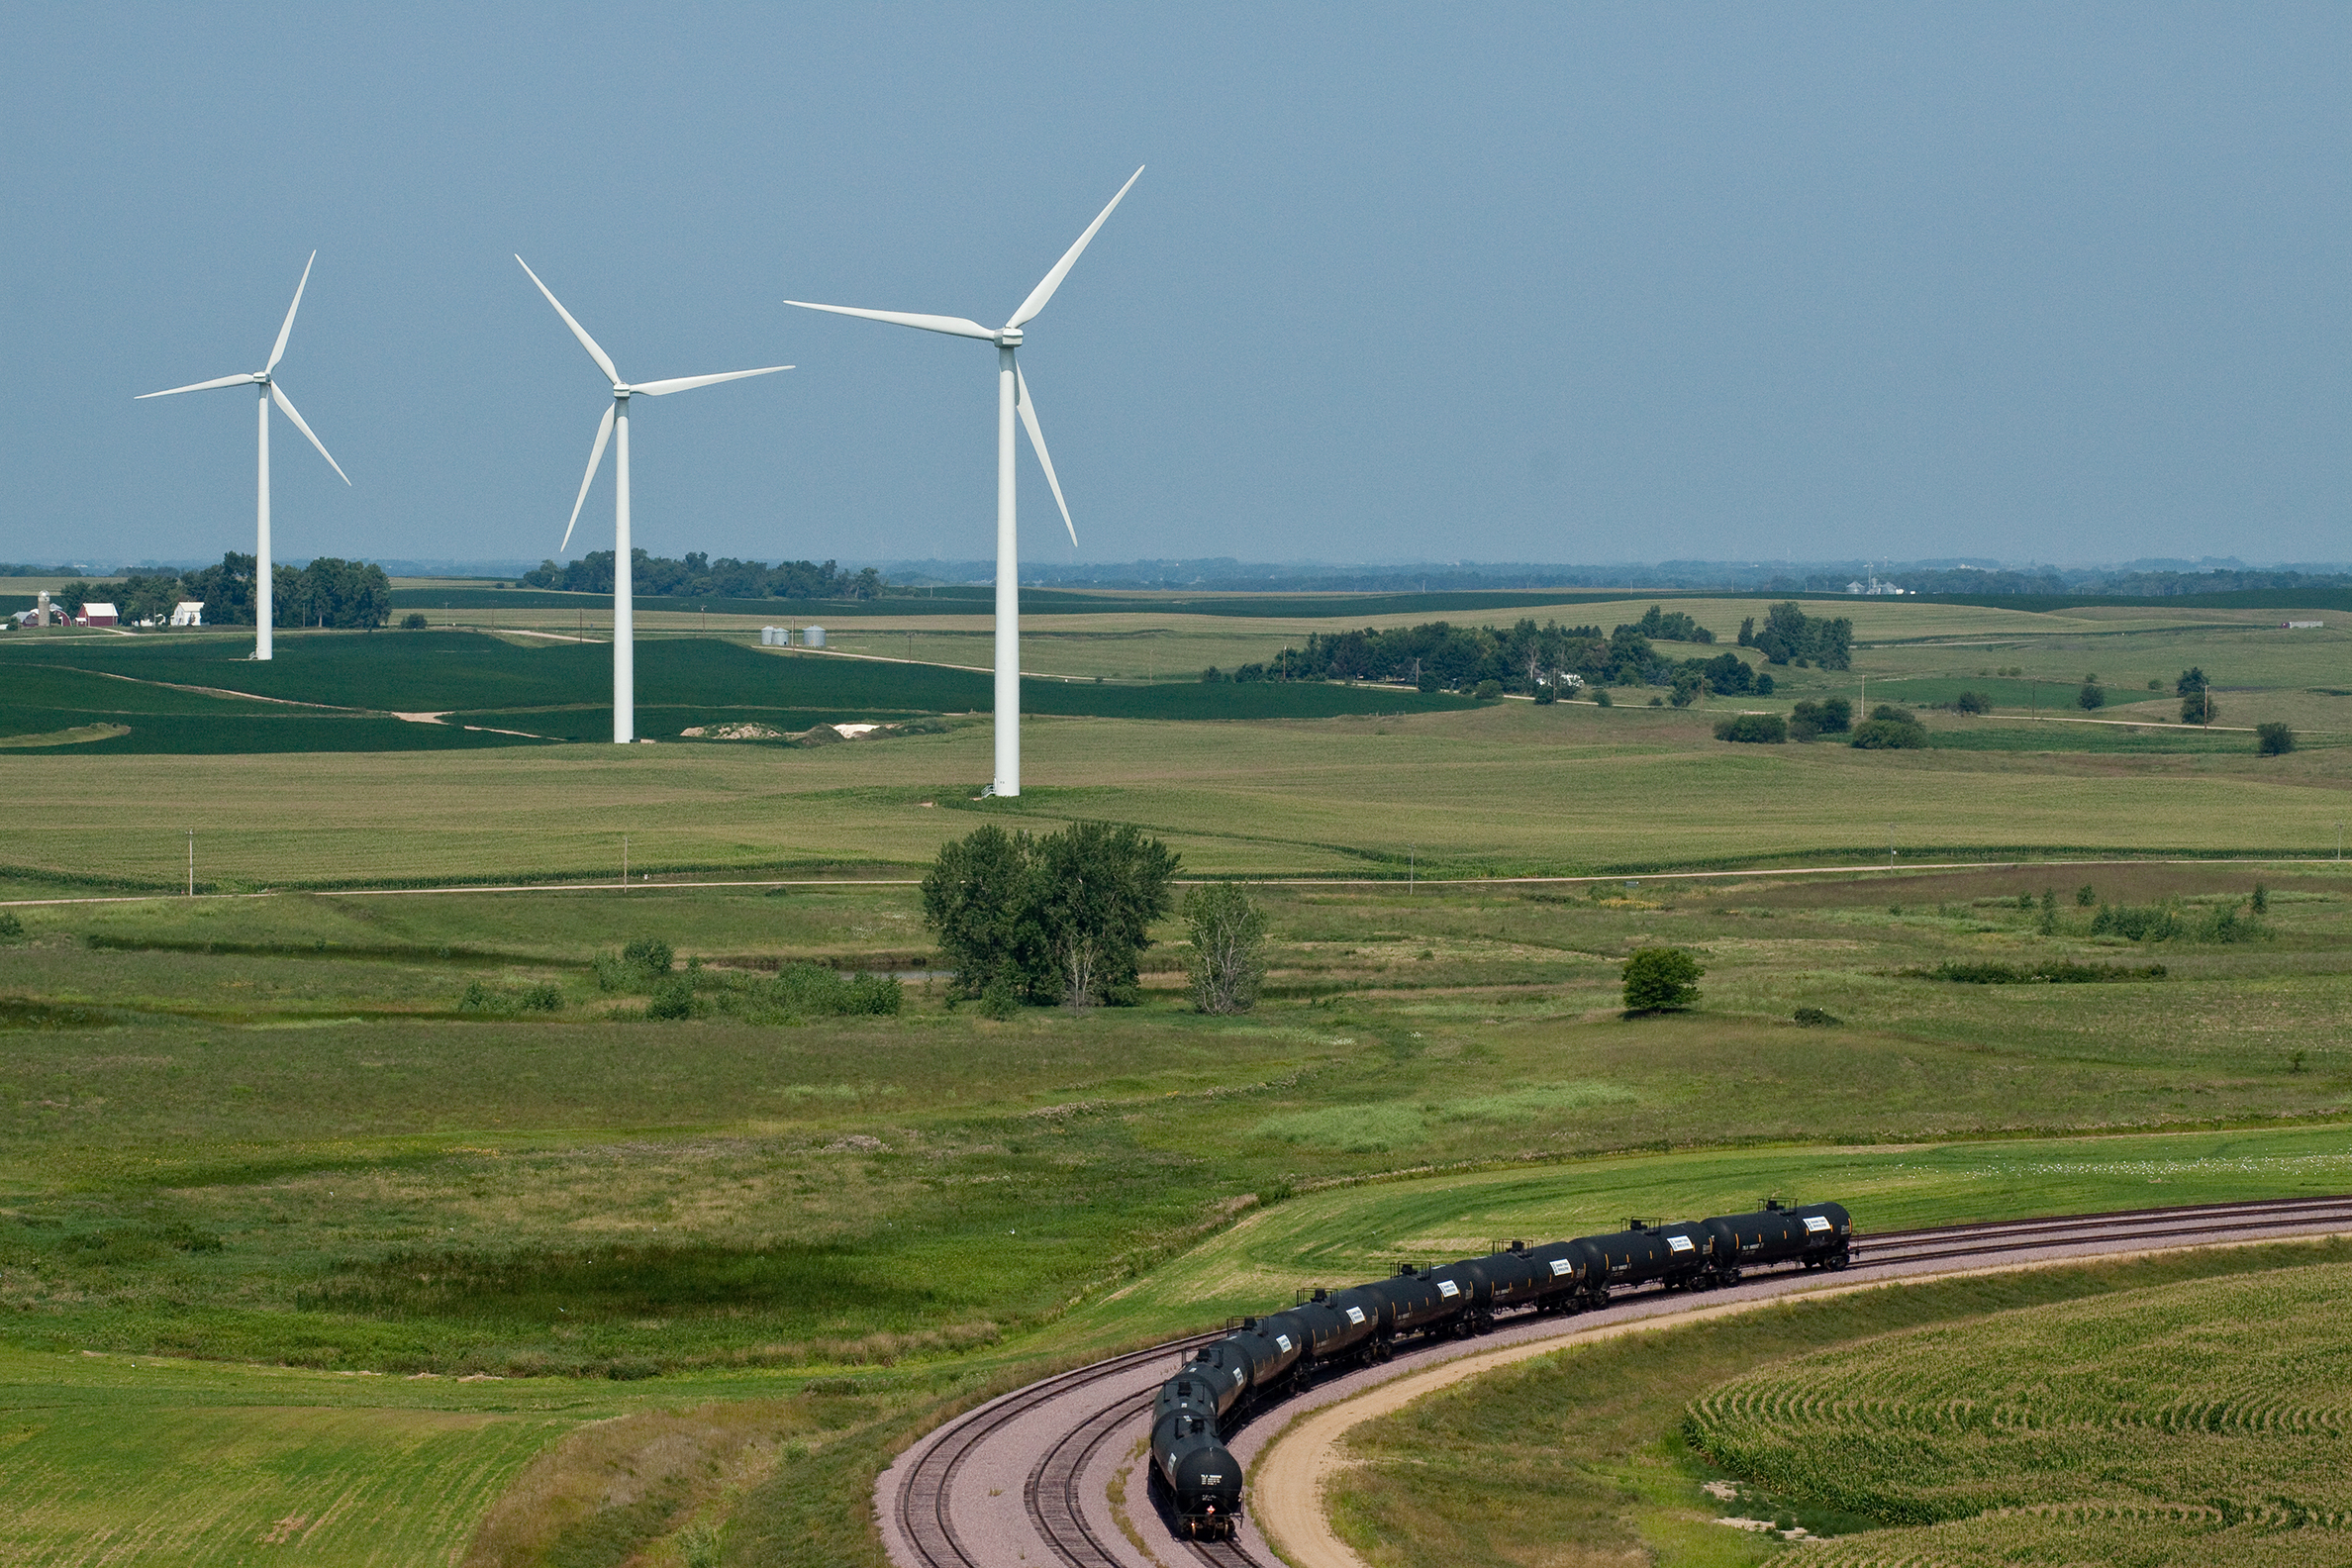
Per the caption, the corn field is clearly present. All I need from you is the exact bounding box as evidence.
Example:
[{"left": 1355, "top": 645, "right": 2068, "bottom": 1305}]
[{"left": 1684, "top": 1260, "right": 2352, "bottom": 1564}]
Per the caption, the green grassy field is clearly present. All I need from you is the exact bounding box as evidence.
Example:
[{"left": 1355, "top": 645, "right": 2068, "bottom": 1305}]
[
  {"left": 1325, "top": 1241, "right": 2352, "bottom": 1568},
  {"left": 3, "top": 862, "right": 2351, "bottom": 1563},
  {"left": 4, "top": 589, "right": 2350, "bottom": 1565}
]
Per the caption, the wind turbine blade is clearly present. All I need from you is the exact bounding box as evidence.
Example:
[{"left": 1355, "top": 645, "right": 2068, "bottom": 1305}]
[
  {"left": 1007, "top": 165, "right": 1143, "bottom": 329},
  {"left": 137, "top": 372, "right": 258, "bottom": 399},
  {"left": 560, "top": 403, "right": 617, "bottom": 551},
  {"left": 516, "top": 255, "right": 623, "bottom": 384},
  {"left": 269, "top": 383, "right": 351, "bottom": 485},
  {"left": 1016, "top": 367, "right": 1075, "bottom": 546},
  {"left": 266, "top": 250, "right": 317, "bottom": 373},
  {"left": 783, "top": 300, "right": 995, "bottom": 341},
  {"left": 632, "top": 365, "right": 793, "bottom": 397}
]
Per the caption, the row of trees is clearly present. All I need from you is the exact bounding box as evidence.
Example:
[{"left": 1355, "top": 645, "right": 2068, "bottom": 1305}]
[
  {"left": 1208, "top": 608, "right": 1753, "bottom": 696},
  {"left": 921, "top": 824, "right": 1269, "bottom": 1015},
  {"left": 1716, "top": 700, "right": 1921, "bottom": 747},
  {"left": 57, "top": 553, "right": 391, "bottom": 628},
  {"left": 1736, "top": 602, "right": 1855, "bottom": 669},
  {"left": 522, "top": 549, "right": 886, "bottom": 601}
]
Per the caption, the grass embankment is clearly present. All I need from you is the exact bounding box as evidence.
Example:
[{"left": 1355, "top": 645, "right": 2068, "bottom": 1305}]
[
  {"left": 1326, "top": 1241, "right": 2352, "bottom": 1568},
  {"left": 3, "top": 865, "right": 2350, "bottom": 1562}
]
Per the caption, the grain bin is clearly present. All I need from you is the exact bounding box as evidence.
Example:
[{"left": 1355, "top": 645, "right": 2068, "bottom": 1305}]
[{"left": 803, "top": 625, "right": 826, "bottom": 648}]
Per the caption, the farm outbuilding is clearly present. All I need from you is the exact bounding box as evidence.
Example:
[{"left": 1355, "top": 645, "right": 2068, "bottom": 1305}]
[{"left": 80, "top": 602, "right": 119, "bottom": 627}]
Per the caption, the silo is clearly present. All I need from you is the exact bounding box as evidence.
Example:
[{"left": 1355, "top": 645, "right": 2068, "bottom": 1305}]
[{"left": 804, "top": 626, "right": 826, "bottom": 648}]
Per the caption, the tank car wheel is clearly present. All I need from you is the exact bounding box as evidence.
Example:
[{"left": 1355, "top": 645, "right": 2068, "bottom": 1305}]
[{"left": 1828, "top": 1251, "right": 1850, "bottom": 1272}]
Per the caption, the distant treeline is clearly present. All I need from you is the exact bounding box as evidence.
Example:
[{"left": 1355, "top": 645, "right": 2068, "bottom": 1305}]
[
  {"left": 523, "top": 549, "right": 887, "bottom": 601},
  {"left": 1202, "top": 604, "right": 1824, "bottom": 700},
  {"left": 54, "top": 553, "right": 390, "bottom": 629}
]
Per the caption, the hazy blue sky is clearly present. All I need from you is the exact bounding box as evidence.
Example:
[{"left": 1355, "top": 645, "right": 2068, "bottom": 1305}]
[{"left": 2, "top": 5, "right": 2345, "bottom": 570}]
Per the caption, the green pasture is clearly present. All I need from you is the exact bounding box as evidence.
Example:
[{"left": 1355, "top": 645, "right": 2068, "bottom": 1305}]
[
  {"left": 5, "top": 863, "right": 2352, "bottom": 1565},
  {"left": 1, "top": 692, "right": 2347, "bottom": 891}
]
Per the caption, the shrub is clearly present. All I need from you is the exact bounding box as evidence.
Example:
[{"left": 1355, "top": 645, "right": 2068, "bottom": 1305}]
[
  {"left": 1668, "top": 672, "right": 1699, "bottom": 707},
  {"left": 1621, "top": 946, "right": 1703, "bottom": 1013},
  {"left": 1792, "top": 1006, "right": 1840, "bottom": 1027},
  {"left": 0, "top": 912, "right": 22, "bottom": 942},
  {"left": 2076, "top": 883, "right": 2096, "bottom": 907},
  {"left": 2257, "top": 722, "right": 2296, "bottom": 755},
  {"left": 1183, "top": 883, "right": 1268, "bottom": 1016},
  {"left": 1788, "top": 697, "right": 1850, "bottom": 740},
  {"left": 1533, "top": 681, "right": 1556, "bottom": 705},
  {"left": 1951, "top": 690, "right": 1989, "bottom": 715},
  {"left": 1850, "top": 714, "right": 1926, "bottom": 748},
  {"left": 2180, "top": 689, "right": 2216, "bottom": 725},
  {"left": 622, "top": 936, "right": 674, "bottom": 975},
  {"left": 1923, "top": 959, "right": 2166, "bottom": 983},
  {"left": 519, "top": 982, "right": 563, "bottom": 1013},
  {"left": 2090, "top": 901, "right": 2183, "bottom": 941},
  {"left": 2196, "top": 899, "right": 2267, "bottom": 943},
  {"left": 2076, "top": 680, "right": 2106, "bottom": 710},
  {"left": 645, "top": 977, "right": 697, "bottom": 1020},
  {"left": 1593, "top": 688, "right": 1613, "bottom": 707},
  {"left": 1713, "top": 713, "right": 1788, "bottom": 743},
  {"left": 401, "top": 612, "right": 428, "bottom": 630},
  {"left": 1473, "top": 678, "right": 1502, "bottom": 701}
]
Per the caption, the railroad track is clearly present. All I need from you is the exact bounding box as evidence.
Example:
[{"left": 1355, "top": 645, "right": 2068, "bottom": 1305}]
[{"left": 886, "top": 1193, "right": 2352, "bottom": 1568}]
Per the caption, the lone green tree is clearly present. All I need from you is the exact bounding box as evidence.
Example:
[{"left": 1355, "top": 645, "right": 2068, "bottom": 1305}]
[
  {"left": 1183, "top": 882, "right": 1269, "bottom": 1015},
  {"left": 1621, "top": 946, "right": 1703, "bottom": 1014}
]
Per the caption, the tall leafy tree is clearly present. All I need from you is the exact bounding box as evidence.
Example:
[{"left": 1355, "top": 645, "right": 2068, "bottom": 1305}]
[
  {"left": 920, "top": 825, "right": 1048, "bottom": 1002},
  {"left": 1033, "top": 822, "right": 1180, "bottom": 1010}
]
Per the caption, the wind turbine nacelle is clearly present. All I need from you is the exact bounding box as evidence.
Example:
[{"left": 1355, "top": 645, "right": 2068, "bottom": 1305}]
[{"left": 994, "top": 328, "right": 1024, "bottom": 347}]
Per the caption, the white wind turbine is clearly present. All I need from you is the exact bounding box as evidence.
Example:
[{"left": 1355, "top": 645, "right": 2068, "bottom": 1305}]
[
  {"left": 516, "top": 256, "right": 791, "bottom": 744},
  {"left": 138, "top": 252, "right": 350, "bottom": 660},
  {"left": 787, "top": 166, "right": 1142, "bottom": 797}
]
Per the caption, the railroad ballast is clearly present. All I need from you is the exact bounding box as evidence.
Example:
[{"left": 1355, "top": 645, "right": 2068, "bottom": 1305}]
[{"left": 1147, "top": 1198, "right": 1852, "bottom": 1540}]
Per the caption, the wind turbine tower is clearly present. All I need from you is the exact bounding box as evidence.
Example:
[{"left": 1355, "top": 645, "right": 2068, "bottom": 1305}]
[
  {"left": 138, "top": 252, "right": 350, "bottom": 660},
  {"left": 516, "top": 257, "right": 791, "bottom": 743},
  {"left": 787, "top": 166, "right": 1142, "bottom": 797}
]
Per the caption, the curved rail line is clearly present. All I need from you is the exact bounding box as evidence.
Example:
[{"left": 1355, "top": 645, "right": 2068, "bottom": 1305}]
[{"left": 885, "top": 1193, "right": 2352, "bottom": 1568}]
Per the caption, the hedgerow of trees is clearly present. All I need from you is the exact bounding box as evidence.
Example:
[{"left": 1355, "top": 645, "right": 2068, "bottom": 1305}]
[
  {"left": 524, "top": 549, "right": 885, "bottom": 601},
  {"left": 921, "top": 822, "right": 1180, "bottom": 1013},
  {"left": 62, "top": 552, "right": 392, "bottom": 629},
  {"left": 1201, "top": 606, "right": 1771, "bottom": 698}
]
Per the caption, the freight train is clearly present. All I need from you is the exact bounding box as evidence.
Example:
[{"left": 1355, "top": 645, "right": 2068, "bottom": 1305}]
[{"left": 1148, "top": 1198, "right": 1852, "bottom": 1540}]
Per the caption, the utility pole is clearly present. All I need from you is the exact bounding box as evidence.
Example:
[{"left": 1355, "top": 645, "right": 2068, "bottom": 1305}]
[
  {"left": 1409, "top": 843, "right": 1416, "bottom": 893},
  {"left": 187, "top": 830, "right": 194, "bottom": 896},
  {"left": 1888, "top": 822, "right": 1896, "bottom": 866},
  {"left": 623, "top": 834, "right": 629, "bottom": 886}
]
